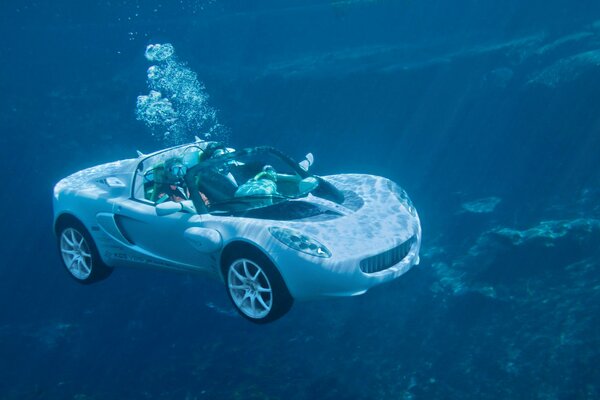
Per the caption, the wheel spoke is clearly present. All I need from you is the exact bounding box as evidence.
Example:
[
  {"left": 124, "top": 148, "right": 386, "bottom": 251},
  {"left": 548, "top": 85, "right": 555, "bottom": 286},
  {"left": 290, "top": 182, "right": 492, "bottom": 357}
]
[
  {"left": 252, "top": 268, "right": 261, "bottom": 280},
  {"left": 229, "top": 284, "right": 247, "bottom": 290},
  {"left": 62, "top": 249, "right": 78, "bottom": 256},
  {"left": 232, "top": 268, "right": 245, "bottom": 282},
  {"left": 75, "top": 258, "right": 84, "bottom": 273},
  {"left": 70, "top": 230, "right": 77, "bottom": 246},
  {"left": 79, "top": 259, "right": 91, "bottom": 274},
  {"left": 63, "top": 235, "right": 75, "bottom": 247},
  {"left": 243, "top": 260, "right": 251, "bottom": 279},
  {"left": 250, "top": 295, "right": 256, "bottom": 311},
  {"left": 257, "top": 295, "right": 269, "bottom": 310},
  {"left": 242, "top": 291, "right": 252, "bottom": 304},
  {"left": 257, "top": 285, "right": 271, "bottom": 293}
]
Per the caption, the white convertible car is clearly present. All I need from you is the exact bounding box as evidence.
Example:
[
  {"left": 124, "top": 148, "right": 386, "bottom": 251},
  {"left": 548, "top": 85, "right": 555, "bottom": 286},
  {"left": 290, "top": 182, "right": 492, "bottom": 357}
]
[{"left": 53, "top": 139, "right": 421, "bottom": 323}]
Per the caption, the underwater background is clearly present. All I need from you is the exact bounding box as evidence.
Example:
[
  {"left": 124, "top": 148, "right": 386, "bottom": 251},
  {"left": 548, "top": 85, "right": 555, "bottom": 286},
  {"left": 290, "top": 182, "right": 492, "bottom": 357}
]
[{"left": 1, "top": 0, "right": 600, "bottom": 398}]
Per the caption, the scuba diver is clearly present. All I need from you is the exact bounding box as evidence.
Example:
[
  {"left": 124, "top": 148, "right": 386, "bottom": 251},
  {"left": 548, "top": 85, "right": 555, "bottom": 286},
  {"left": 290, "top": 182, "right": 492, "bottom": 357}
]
[
  {"left": 152, "top": 157, "right": 189, "bottom": 203},
  {"left": 200, "top": 141, "right": 229, "bottom": 161},
  {"left": 146, "top": 141, "right": 237, "bottom": 206},
  {"left": 234, "top": 165, "right": 279, "bottom": 198},
  {"left": 156, "top": 142, "right": 230, "bottom": 203},
  {"left": 192, "top": 142, "right": 239, "bottom": 206}
]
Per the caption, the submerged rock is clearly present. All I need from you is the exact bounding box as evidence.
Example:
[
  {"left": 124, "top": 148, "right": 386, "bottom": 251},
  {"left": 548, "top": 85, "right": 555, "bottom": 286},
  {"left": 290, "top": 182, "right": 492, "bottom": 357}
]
[
  {"left": 528, "top": 49, "right": 600, "bottom": 88},
  {"left": 461, "top": 196, "right": 502, "bottom": 213},
  {"left": 427, "top": 217, "right": 600, "bottom": 302},
  {"left": 456, "top": 217, "right": 600, "bottom": 287},
  {"left": 492, "top": 218, "right": 600, "bottom": 246}
]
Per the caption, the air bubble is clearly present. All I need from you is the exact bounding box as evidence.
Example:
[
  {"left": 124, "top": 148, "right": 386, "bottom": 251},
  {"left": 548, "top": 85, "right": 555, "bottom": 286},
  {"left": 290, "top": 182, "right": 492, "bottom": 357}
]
[
  {"left": 136, "top": 91, "right": 178, "bottom": 132},
  {"left": 147, "top": 65, "right": 161, "bottom": 80},
  {"left": 136, "top": 43, "right": 226, "bottom": 144},
  {"left": 144, "top": 43, "right": 174, "bottom": 62}
]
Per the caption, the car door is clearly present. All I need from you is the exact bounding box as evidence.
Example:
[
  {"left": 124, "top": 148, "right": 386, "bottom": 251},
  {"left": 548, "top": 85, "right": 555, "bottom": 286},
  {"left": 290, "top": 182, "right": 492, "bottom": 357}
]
[{"left": 111, "top": 199, "right": 218, "bottom": 272}]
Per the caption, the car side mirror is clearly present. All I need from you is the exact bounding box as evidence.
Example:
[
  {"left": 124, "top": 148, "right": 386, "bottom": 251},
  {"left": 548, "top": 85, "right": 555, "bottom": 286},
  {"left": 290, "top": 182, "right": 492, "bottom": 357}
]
[
  {"left": 299, "top": 152, "right": 314, "bottom": 171},
  {"left": 156, "top": 201, "right": 182, "bottom": 216},
  {"left": 180, "top": 200, "right": 196, "bottom": 214}
]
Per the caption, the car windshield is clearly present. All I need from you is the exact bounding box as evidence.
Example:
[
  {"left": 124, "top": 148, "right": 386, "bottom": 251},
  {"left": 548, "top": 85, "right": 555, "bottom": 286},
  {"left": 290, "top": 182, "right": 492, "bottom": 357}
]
[
  {"left": 133, "top": 143, "right": 208, "bottom": 204},
  {"left": 186, "top": 147, "right": 319, "bottom": 213}
]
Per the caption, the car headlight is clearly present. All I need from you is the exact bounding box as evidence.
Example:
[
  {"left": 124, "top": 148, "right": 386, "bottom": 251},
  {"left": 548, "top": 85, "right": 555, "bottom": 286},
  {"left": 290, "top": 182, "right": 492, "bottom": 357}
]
[
  {"left": 387, "top": 181, "right": 417, "bottom": 217},
  {"left": 268, "top": 227, "right": 332, "bottom": 258}
]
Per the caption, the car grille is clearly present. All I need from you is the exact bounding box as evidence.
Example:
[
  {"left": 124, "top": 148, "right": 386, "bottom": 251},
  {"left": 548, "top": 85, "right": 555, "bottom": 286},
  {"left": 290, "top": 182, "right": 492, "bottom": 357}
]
[{"left": 360, "top": 236, "right": 416, "bottom": 274}]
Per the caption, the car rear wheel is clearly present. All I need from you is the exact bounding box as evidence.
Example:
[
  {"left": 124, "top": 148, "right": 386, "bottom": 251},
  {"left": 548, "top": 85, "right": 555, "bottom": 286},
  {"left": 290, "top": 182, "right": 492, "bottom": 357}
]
[
  {"left": 224, "top": 250, "right": 292, "bottom": 323},
  {"left": 58, "top": 222, "right": 112, "bottom": 284}
]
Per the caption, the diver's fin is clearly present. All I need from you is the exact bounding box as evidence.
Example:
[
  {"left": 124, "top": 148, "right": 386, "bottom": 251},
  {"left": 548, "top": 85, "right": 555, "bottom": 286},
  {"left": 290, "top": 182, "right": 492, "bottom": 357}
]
[
  {"left": 299, "top": 152, "right": 314, "bottom": 171},
  {"left": 306, "top": 153, "right": 314, "bottom": 165}
]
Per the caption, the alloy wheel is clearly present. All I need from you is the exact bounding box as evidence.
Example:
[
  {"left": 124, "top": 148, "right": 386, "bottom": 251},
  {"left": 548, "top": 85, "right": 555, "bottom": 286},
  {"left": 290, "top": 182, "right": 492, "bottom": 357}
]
[
  {"left": 227, "top": 258, "right": 273, "bottom": 319},
  {"left": 60, "top": 228, "right": 93, "bottom": 280}
]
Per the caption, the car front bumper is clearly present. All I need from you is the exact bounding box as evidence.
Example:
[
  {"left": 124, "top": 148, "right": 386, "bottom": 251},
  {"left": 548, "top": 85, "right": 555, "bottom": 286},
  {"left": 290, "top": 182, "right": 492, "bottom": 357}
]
[{"left": 271, "top": 231, "right": 422, "bottom": 300}]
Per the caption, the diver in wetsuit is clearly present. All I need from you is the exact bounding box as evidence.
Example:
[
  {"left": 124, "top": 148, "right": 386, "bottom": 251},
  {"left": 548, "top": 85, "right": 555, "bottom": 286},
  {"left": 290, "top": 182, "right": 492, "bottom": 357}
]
[{"left": 152, "top": 157, "right": 189, "bottom": 204}]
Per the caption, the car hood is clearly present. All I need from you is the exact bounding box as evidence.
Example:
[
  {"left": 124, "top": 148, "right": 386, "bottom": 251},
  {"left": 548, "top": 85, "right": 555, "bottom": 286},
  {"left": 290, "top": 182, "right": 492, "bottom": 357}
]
[{"left": 273, "top": 174, "right": 419, "bottom": 258}]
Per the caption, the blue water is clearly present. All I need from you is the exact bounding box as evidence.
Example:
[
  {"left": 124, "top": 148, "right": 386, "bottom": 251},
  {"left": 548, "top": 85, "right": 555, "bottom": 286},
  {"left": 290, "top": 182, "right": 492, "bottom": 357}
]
[{"left": 2, "top": 1, "right": 600, "bottom": 398}]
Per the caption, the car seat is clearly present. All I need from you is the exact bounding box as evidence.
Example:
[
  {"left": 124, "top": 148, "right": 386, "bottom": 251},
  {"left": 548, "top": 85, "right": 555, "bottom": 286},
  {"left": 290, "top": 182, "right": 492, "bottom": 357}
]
[{"left": 196, "top": 169, "right": 238, "bottom": 204}]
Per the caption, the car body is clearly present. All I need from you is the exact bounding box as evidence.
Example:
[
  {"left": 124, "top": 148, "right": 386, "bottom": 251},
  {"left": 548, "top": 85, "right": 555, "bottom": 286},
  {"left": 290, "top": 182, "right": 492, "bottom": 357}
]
[{"left": 53, "top": 139, "right": 421, "bottom": 322}]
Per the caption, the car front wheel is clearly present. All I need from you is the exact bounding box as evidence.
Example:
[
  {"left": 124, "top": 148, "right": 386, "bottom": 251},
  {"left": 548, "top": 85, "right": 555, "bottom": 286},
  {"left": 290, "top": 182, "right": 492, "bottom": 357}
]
[
  {"left": 224, "top": 250, "right": 292, "bottom": 323},
  {"left": 58, "top": 222, "right": 112, "bottom": 284}
]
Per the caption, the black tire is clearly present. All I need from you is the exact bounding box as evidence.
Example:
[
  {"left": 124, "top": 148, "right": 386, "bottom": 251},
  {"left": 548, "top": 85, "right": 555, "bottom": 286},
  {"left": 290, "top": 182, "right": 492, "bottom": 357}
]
[
  {"left": 222, "top": 246, "right": 293, "bottom": 324},
  {"left": 57, "top": 219, "right": 112, "bottom": 284}
]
